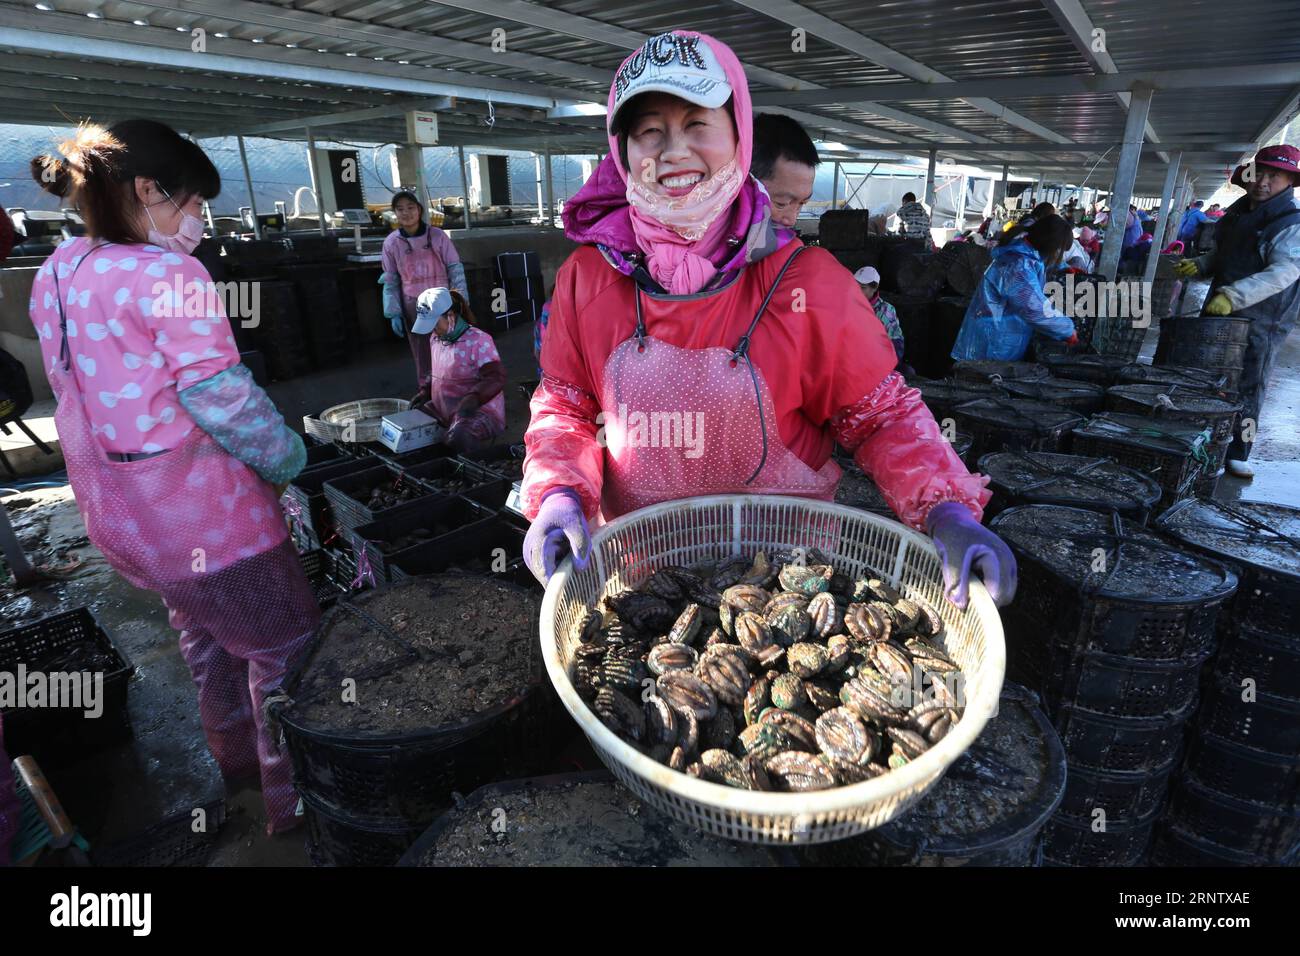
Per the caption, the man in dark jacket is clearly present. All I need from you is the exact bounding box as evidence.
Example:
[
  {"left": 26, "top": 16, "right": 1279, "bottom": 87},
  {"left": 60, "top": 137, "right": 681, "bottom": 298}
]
[
  {"left": 1175, "top": 144, "right": 1300, "bottom": 477},
  {"left": 752, "top": 113, "right": 819, "bottom": 230}
]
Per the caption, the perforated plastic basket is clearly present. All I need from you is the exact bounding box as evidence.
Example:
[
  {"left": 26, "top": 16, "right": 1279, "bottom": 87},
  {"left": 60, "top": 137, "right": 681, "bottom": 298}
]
[{"left": 538, "top": 495, "right": 1006, "bottom": 845}]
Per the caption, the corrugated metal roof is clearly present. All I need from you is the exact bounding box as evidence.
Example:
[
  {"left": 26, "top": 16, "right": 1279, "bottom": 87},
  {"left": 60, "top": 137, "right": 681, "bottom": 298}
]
[{"left": 0, "top": 0, "right": 1294, "bottom": 197}]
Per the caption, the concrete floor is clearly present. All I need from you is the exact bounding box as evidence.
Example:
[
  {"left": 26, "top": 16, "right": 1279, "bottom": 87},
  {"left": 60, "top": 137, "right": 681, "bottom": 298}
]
[{"left": 1, "top": 317, "right": 1296, "bottom": 865}]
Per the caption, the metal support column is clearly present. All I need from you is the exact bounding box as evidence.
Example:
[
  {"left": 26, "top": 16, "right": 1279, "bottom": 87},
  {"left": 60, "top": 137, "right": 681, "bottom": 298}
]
[
  {"left": 414, "top": 146, "right": 429, "bottom": 217},
  {"left": 457, "top": 145, "right": 473, "bottom": 229},
  {"left": 925, "top": 148, "right": 937, "bottom": 207},
  {"left": 1097, "top": 85, "right": 1154, "bottom": 280},
  {"left": 305, "top": 126, "right": 327, "bottom": 237},
  {"left": 1144, "top": 151, "right": 1182, "bottom": 287},
  {"left": 831, "top": 161, "right": 840, "bottom": 211},
  {"left": 997, "top": 163, "right": 1009, "bottom": 207},
  {"left": 237, "top": 135, "right": 262, "bottom": 239},
  {"left": 535, "top": 153, "right": 545, "bottom": 223},
  {"left": 543, "top": 147, "right": 555, "bottom": 226}
]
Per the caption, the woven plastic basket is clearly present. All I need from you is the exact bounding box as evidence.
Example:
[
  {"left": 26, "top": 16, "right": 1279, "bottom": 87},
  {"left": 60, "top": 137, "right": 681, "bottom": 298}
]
[
  {"left": 538, "top": 494, "right": 1006, "bottom": 845},
  {"left": 304, "top": 398, "right": 410, "bottom": 443}
]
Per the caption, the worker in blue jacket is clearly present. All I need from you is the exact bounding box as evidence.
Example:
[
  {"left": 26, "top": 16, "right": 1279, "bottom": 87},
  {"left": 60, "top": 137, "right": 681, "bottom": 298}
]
[
  {"left": 1178, "top": 200, "right": 1213, "bottom": 243},
  {"left": 951, "top": 215, "right": 1078, "bottom": 361}
]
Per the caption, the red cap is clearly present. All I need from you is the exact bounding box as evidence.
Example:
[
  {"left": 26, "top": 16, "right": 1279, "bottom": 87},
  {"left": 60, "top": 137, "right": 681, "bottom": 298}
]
[{"left": 1231, "top": 144, "right": 1300, "bottom": 188}]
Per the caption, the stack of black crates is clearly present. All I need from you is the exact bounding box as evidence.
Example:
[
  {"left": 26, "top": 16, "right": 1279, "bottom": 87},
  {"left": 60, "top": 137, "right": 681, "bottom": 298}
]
[
  {"left": 1151, "top": 500, "right": 1300, "bottom": 866},
  {"left": 492, "top": 251, "right": 545, "bottom": 335},
  {"left": 989, "top": 504, "right": 1238, "bottom": 866}
]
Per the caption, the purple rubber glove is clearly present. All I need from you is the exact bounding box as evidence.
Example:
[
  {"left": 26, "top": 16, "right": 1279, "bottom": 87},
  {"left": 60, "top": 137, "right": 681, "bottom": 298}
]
[
  {"left": 523, "top": 488, "right": 592, "bottom": 585},
  {"left": 925, "top": 502, "right": 1018, "bottom": 609}
]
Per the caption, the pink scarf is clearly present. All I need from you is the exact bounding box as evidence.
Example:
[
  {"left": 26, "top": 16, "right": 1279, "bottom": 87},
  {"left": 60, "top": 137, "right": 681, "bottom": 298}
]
[{"left": 607, "top": 32, "right": 755, "bottom": 295}]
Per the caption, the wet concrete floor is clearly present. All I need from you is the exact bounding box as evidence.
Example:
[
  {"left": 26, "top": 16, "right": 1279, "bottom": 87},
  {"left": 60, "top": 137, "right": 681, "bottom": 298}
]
[{"left": 1, "top": 318, "right": 1296, "bottom": 865}]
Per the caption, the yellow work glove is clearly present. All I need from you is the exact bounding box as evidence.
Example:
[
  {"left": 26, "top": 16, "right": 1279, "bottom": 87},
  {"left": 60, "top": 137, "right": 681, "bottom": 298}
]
[
  {"left": 1205, "top": 292, "right": 1234, "bottom": 316},
  {"left": 1173, "top": 259, "right": 1201, "bottom": 278}
]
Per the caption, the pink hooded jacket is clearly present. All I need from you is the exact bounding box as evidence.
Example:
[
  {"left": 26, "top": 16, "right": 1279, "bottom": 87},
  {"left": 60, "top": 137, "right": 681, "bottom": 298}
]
[{"left": 523, "top": 31, "right": 990, "bottom": 530}]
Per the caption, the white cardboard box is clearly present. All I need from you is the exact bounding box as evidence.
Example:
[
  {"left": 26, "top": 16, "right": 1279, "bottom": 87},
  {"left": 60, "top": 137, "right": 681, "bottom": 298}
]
[{"left": 378, "top": 409, "right": 443, "bottom": 453}]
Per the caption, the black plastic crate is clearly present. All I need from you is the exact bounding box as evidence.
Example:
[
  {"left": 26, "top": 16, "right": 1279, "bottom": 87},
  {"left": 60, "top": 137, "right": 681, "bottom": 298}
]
[
  {"left": 91, "top": 800, "right": 226, "bottom": 867},
  {"left": 1052, "top": 699, "right": 1193, "bottom": 774},
  {"left": 1211, "top": 625, "right": 1300, "bottom": 702},
  {"left": 1044, "top": 648, "right": 1211, "bottom": 720},
  {"left": 914, "top": 378, "right": 1005, "bottom": 426},
  {"left": 387, "top": 515, "right": 530, "bottom": 590},
  {"left": 952, "top": 397, "right": 1083, "bottom": 460},
  {"left": 303, "top": 794, "right": 427, "bottom": 868},
  {"left": 1116, "top": 363, "right": 1230, "bottom": 395},
  {"left": 1155, "top": 499, "right": 1300, "bottom": 639},
  {"left": 978, "top": 451, "right": 1162, "bottom": 524},
  {"left": 1163, "top": 776, "right": 1300, "bottom": 861},
  {"left": 1184, "top": 733, "right": 1300, "bottom": 809},
  {"left": 302, "top": 442, "right": 343, "bottom": 472},
  {"left": 1149, "top": 824, "right": 1287, "bottom": 867},
  {"left": 299, "top": 549, "right": 346, "bottom": 609},
  {"left": 272, "top": 578, "right": 563, "bottom": 830},
  {"left": 0, "top": 608, "right": 134, "bottom": 767},
  {"left": 348, "top": 496, "right": 496, "bottom": 583},
  {"left": 816, "top": 209, "right": 873, "bottom": 250},
  {"left": 1155, "top": 313, "right": 1251, "bottom": 365},
  {"left": 1041, "top": 353, "right": 1131, "bottom": 386},
  {"left": 1196, "top": 676, "right": 1300, "bottom": 756},
  {"left": 284, "top": 456, "right": 375, "bottom": 552},
  {"left": 323, "top": 462, "right": 441, "bottom": 535},
  {"left": 493, "top": 250, "right": 541, "bottom": 281},
  {"left": 951, "top": 360, "right": 1050, "bottom": 384},
  {"left": 997, "top": 377, "right": 1106, "bottom": 415},
  {"left": 1105, "top": 384, "right": 1242, "bottom": 445},
  {"left": 370, "top": 442, "right": 455, "bottom": 470},
  {"left": 457, "top": 445, "right": 526, "bottom": 484},
  {"left": 1091, "top": 316, "right": 1147, "bottom": 363},
  {"left": 1070, "top": 413, "right": 1216, "bottom": 512},
  {"left": 411, "top": 457, "right": 511, "bottom": 510},
  {"left": 991, "top": 506, "right": 1236, "bottom": 675},
  {"left": 1040, "top": 806, "right": 1157, "bottom": 866},
  {"left": 1054, "top": 760, "right": 1177, "bottom": 825}
]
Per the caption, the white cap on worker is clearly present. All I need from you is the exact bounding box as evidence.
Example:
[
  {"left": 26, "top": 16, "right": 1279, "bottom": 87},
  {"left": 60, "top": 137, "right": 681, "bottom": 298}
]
[
  {"left": 608, "top": 33, "right": 732, "bottom": 135},
  {"left": 853, "top": 266, "right": 881, "bottom": 286},
  {"left": 412, "top": 287, "right": 453, "bottom": 335}
]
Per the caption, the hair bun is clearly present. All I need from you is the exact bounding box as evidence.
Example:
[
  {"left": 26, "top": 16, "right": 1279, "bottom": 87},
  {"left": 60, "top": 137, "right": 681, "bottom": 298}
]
[{"left": 31, "top": 154, "right": 72, "bottom": 198}]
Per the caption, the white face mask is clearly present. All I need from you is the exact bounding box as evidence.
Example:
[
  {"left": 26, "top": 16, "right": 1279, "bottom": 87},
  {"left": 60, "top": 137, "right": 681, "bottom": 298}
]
[{"left": 143, "top": 186, "right": 205, "bottom": 255}]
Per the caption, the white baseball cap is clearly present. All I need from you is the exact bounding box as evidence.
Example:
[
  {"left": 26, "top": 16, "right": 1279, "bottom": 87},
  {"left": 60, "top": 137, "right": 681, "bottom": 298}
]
[
  {"left": 608, "top": 32, "right": 732, "bottom": 135},
  {"left": 853, "top": 266, "right": 881, "bottom": 286},
  {"left": 412, "top": 287, "right": 453, "bottom": 335}
]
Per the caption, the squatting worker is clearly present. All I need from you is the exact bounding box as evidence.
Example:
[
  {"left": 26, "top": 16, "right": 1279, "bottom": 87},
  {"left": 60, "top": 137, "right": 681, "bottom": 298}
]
[
  {"left": 380, "top": 191, "right": 468, "bottom": 406},
  {"left": 520, "top": 31, "right": 1016, "bottom": 610},
  {"left": 951, "top": 214, "right": 1079, "bottom": 362},
  {"left": 852, "top": 266, "right": 905, "bottom": 363},
  {"left": 752, "top": 113, "right": 818, "bottom": 230},
  {"left": 411, "top": 286, "right": 506, "bottom": 453},
  {"left": 1174, "top": 144, "right": 1300, "bottom": 478},
  {"left": 27, "top": 121, "right": 318, "bottom": 834}
]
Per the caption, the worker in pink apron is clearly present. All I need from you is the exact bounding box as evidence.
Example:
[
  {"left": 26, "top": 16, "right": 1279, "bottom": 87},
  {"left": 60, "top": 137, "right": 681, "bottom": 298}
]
[
  {"left": 411, "top": 287, "right": 506, "bottom": 453},
  {"left": 27, "top": 120, "right": 318, "bottom": 834},
  {"left": 380, "top": 191, "right": 468, "bottom": 405},
  {"left": 522, "top": 31, "right": 1017, "bottom": 610}
]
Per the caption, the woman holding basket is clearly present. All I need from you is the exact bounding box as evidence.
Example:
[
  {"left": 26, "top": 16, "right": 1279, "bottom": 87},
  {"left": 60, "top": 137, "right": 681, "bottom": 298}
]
[{"left": 520, "top": 31, "right": 1016, "bottom": 610}]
